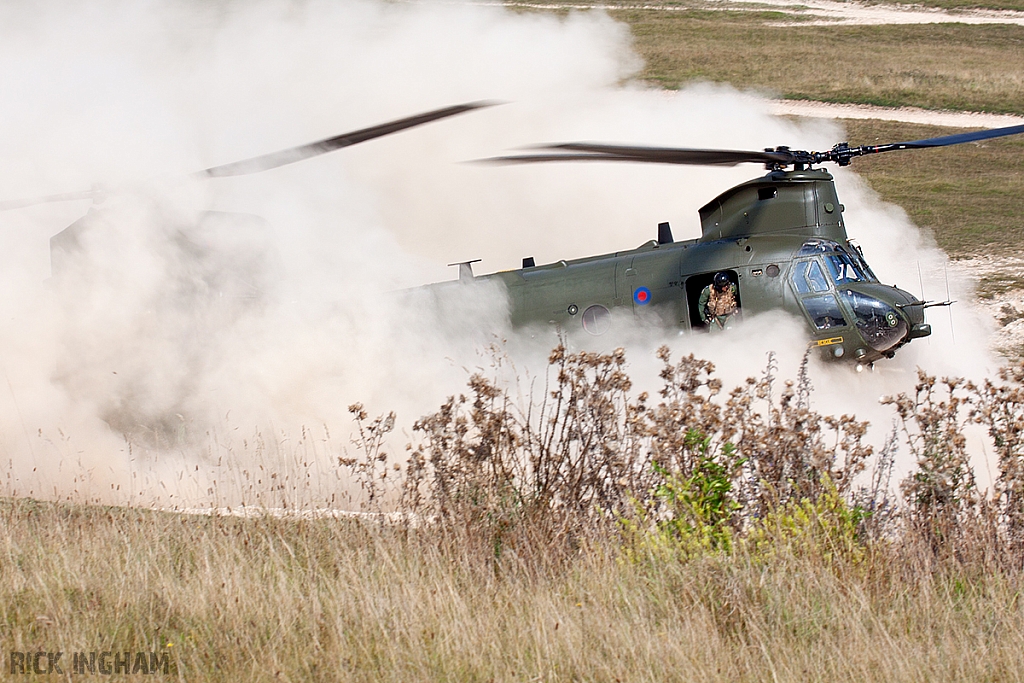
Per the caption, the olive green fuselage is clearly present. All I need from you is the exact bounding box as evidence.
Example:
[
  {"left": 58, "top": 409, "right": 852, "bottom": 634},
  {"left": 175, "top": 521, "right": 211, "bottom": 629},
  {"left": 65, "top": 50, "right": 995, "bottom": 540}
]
[{"left": 464, "top": 168, "right": 930, "bottom": 364}]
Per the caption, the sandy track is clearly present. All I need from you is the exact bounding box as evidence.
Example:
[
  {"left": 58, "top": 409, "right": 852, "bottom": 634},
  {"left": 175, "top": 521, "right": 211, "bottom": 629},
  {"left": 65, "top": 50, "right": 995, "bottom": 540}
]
[
  {"left": 768, "top": 100, "right": 1024, "bottom": 128},
  {"left": 489, "top": 0, "right": 1024, "bottom": 26},
  {"left": 722, "top": 0, "right": 1024, "bottom": 26}
]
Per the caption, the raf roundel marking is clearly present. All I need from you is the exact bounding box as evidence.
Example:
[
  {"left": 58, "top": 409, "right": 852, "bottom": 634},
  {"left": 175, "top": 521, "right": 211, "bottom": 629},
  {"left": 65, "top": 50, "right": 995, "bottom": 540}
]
[{"left": 633, "top": 286, "right": 651, "bottom": 306}]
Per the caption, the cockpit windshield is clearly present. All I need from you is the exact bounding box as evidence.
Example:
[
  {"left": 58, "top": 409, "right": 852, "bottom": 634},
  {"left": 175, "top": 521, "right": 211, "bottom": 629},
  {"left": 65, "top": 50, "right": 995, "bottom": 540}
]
[
  {"left": 847, "top": 244, "right": 878, "bottom": 282},
  {"left": 825, "top": 252, "right": 868, "bottom": 284}
]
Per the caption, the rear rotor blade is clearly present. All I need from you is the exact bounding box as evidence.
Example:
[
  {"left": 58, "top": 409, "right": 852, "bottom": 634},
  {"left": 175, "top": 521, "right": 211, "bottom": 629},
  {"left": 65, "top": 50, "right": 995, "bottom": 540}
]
[
  {"left": 196, "top": 101, "right": 497, "bottom": 178},
  {"left": 1, "top": 101, "right": 497, "bottom": 212},
  {"left": 0, "top": 189, "right": 100, "bottom": 212}
]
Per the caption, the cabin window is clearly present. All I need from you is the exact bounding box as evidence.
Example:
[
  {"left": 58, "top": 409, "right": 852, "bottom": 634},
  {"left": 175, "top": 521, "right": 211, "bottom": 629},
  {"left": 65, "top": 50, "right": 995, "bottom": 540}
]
[
  {"left": 791, "top": 260, "right": 829, "bottom": 295},
  {"left": 758, "top": 187, "right": 777, "bottom": 201}
]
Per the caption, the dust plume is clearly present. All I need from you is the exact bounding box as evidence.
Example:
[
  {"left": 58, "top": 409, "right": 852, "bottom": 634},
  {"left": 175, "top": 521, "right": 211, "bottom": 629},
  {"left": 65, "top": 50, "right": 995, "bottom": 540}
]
[{"left": 0, "top": 0, "right": 1001, "bottom": 507}]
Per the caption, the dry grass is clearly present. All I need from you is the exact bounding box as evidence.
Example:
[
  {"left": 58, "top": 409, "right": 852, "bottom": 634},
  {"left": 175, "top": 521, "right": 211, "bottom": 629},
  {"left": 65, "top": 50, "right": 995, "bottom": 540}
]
[
  {"left": 510, "top": 0, "right": 1024, "bottom": 11},
  {"left": 3, "top": 499, "right": 1024, "bottom": 682},
  {"left": 979, "top": 273, "right": 1024, "bottom": 299},
  {"left": 5, "top": 345, "right": 1024, "bottom": 680}
]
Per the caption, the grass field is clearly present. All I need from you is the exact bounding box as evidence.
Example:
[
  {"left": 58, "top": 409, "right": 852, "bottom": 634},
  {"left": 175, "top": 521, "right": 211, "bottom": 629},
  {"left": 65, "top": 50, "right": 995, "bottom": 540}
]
[
  {"left": 622, "top": 12, "right": 1024, "bottom": 114},
  {"left": 511, "top": 3, "right": 1024, "bottom": 115},
  {"left": 2, "top": 498, "right": 1022, "bottom": 682},
  {"left": 516, "top": 0, "right": 1024, "bottom": 16},
  {"left": 859, "top": 0, "right": 1024, "bottom": 9}
]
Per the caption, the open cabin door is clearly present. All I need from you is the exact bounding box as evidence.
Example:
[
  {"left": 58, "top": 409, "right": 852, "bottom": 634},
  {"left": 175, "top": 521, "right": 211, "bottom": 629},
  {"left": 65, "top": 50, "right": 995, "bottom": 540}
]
[{"left": 685, "top": 270, "right": 741, "bottom": 330}]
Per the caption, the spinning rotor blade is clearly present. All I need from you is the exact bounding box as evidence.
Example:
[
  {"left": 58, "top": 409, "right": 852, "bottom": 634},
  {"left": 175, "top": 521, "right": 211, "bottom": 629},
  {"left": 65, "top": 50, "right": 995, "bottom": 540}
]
[
  {"left": 878, "top": 123, "right": 1024, "bottom": 150},
  {"left": 484, "top": 122, "right": 1024, "bottom": 170},
  {"left": 0, "top": 101, "right": 496, "bottom": 211},
  {"left": 0, "top": 189, "right": 101, "bottom": 212},
  {"left": 197, "top": 101, "right": 497, "bottom": 178},
  {"left": 812, "top": 123, "right": 1024, "bottom": 165},
  {"left": 483, "top": 142, "right": 793, "bottom": 167}
]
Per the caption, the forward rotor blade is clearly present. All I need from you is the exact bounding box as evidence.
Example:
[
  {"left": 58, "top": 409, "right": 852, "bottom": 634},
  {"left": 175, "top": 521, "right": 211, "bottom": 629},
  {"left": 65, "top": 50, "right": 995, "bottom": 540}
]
[
  {"left": 0, "top": 189, "right": 100, "bottom": 212},
  {"left": 813, "top": 122, "right": 1024, "bottom": 164},
  {"left": 485, "top": 122, "right": 1024, "bottom": 170},
  {"left": 196, "top": 101, "right": 497, "bottom": 178},
  {"left": 888, "top": 123, "right": 1024, "bottom": 150},
  {"left": 480, "top": 142, "right": 794, "bottom": 167}
]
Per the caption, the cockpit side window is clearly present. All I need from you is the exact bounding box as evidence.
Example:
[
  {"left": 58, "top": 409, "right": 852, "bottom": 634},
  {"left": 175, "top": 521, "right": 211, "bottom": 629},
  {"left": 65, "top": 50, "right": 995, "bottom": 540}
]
[
  {"left": 792, "top": 259, "right": 830, "bottom": 294},
  {"left": 802, "top": 294, "right": 847, "bottom": 330},
  {"left": 798, "top": 240, "right": 880, "bottom": 285}
]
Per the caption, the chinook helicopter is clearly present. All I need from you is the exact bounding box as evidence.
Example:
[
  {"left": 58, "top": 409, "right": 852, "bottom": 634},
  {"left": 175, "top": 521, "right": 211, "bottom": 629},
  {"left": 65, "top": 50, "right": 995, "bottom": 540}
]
[
  {"left": 447, "top": 123, "right": 1024, "bottom": 367},
  {"left": 4, "top": 103, "right": 1022, "bottom": 371}
]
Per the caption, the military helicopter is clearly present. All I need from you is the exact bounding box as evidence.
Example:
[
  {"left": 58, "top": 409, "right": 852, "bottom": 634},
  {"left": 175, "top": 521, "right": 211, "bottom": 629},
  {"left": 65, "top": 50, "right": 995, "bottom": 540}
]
[
  {"left": 4, "top": 103, "right": 1022, "bottom": 371},
  {"left": 445, "top": 123, "right": 1024, "bottom": 367}
]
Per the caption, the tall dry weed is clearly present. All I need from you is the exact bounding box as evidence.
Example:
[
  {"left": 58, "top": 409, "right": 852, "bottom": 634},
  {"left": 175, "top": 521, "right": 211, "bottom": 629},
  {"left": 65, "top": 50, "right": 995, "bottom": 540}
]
[
  {"left": 9, "top": 346, "right": 1024, "bottom": 681},
  {"left": 361, "top": 344, "right": 884, "bottom": 567},
  {"left": 973, "top": 364, "right": 1024, "bottom": 563},
  {"left": 369, "top": 344, "right": 1024, "bottom": 572},
  {"left": 401, "top": 345, "right": 646, "bottom": 563}
]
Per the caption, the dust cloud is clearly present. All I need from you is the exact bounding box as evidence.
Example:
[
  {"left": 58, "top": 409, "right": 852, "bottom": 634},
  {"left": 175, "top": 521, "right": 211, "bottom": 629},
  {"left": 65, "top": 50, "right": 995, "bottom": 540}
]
[{"left": 0, "top": 0, "right": 1000, "bottom": 507}]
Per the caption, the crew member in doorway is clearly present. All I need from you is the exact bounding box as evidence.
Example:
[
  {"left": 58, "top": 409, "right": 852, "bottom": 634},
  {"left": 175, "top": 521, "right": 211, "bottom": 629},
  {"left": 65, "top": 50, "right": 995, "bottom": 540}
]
[{"left": 699, "top": 272, "right": 739, "bottom": 330}]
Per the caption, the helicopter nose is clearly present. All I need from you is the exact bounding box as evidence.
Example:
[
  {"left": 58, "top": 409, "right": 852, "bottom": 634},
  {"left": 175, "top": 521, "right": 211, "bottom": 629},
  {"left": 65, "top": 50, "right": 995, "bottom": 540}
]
[{"left": 839, "top": 289, "right": 909, "bottom": 353}]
